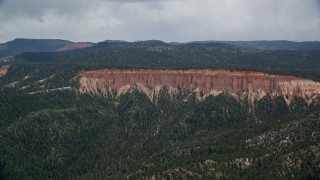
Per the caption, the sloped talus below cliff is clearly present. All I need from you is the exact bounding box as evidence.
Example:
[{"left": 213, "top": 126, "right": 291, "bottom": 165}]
[{"left": 79, "top": 69, "right": 320, "bottom": 102}]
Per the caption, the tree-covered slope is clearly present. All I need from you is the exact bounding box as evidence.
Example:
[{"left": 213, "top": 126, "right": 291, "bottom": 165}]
[
  {"left": 200, "top": 40, "right": 320, "bottom": 51},
  {"left": 15, "top": 41, "right": 320, "bottom": 81},
  {"left": 0, "top": 90, "right": 319, "bottom": 179}
]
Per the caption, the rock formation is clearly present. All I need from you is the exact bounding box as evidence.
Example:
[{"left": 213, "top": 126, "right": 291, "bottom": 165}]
[
  {"left": 0, "top": 65, "right": 9, "bottom": 77},
  {"left": 57, "top": 42, "right": 95, "bottom": 51},
  {"left": 79, "top": 69, "right": 320, "bottom": 103}
]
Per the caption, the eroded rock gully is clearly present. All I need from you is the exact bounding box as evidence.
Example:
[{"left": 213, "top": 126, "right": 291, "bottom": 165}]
[{"left": 79, "top": 69, "right": 320, "bottom": 103}]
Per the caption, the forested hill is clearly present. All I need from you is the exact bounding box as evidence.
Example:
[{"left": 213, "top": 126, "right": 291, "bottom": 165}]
[
  {"left": 0, "top": 38, "right": 72, "bottom": 58},
  {"left": 192, "top": 40, "right": 320, "bottom": 51},
  {"left": 15, "top": 41, "right": 320, "bottom": 81},
  {"left": 2, "top": 38, "right": 320, "bottom": 59}
]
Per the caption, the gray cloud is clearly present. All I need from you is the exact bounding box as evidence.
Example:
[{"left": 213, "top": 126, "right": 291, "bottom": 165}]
[
  {"left": 0, "top": 0, "right": 319, "bottom": 43},
  {"left": 99, "top": 0, "right": 169, "bottom": 3}
]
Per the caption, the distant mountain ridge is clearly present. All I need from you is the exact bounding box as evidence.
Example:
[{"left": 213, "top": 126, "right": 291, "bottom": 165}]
[
  {"left": 192, "top": 40, "right": 320, "bottom": 51},
  {"left": 0, "top": 38, "right": 96, "bottom": 58},
  {"left": 2, "top": 38, "right": 320, "bottom": 59},
  {"left": 0, "top": 38, "right": 72, "bottom": 58}
]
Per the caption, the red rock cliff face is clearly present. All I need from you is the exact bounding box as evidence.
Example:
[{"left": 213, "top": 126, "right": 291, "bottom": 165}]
[
  {"left": 79, "top": 69, "right": 320, "bottom": 102},
  {"left": 0, "top": 65, "right": 9, "bottom": 77}
]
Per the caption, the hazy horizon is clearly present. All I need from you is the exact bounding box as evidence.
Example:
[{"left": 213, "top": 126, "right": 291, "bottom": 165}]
[{"left": 1, "top": 38, "right": 320, "bottom": 44}]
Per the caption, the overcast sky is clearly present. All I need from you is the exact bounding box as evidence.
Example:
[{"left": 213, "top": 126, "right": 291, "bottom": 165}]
[{"left": 0, "top": 0, "right": 319, "bottom": 43}]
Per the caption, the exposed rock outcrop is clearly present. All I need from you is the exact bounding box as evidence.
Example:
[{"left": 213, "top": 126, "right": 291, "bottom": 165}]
[
  {"left": 57, "top": 42, "right": 95, "bottom": 51},
  {"left": 0, "top": 56, "right": 13, "bottom": 63},
  {"left": 0, "top": 65, "right": 9, "bottom": 77},
  {"left": 79, "top": 69, "right": 320, "bottom": 103}
]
